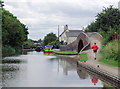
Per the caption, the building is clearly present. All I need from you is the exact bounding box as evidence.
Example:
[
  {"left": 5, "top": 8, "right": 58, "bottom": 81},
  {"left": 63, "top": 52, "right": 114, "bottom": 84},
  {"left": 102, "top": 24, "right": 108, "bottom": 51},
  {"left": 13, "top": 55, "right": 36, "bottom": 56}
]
[{"left": 59, "top": 25, "right": 83, "bottom": 45}]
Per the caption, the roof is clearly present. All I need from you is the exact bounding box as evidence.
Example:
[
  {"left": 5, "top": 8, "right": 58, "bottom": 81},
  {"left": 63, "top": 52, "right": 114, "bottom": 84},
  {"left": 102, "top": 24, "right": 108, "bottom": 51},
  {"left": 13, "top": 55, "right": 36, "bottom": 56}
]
[
  {"left": 59, "top": 30, "right": 66, "bottom": 37},
  {"left": 59, "top": 30, "right": 83, "bottom": 37},
  {"left": 66, "top": 30, "right": 83, "bottom": 37}
]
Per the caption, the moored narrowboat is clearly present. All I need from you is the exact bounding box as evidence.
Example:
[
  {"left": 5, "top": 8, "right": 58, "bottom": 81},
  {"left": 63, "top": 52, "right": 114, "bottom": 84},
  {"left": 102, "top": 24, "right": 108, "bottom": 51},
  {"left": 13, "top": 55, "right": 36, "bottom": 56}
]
[{"left": 44, "top": 45, "right": 53, "bottom": 53}]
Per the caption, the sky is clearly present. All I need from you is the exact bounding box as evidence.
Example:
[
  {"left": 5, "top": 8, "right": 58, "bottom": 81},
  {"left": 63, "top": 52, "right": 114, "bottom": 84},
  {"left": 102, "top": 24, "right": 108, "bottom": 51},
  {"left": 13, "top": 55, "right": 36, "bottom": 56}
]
[{"left": 4, "top": 0, "right": 120, "bottom": 40}]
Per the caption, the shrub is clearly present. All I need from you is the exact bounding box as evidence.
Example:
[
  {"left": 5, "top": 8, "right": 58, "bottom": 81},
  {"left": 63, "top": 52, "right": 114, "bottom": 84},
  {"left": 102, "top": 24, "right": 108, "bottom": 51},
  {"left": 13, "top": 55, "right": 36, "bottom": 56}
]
[
  {"left": 2, "top": 45, "right": 15, "bottom": 57},
  {"left": 98, "top": 27, "right": 116, "bottom": 46},
  {"left": 102, "top": 40, "right": 119, "bottom": 61},
  {"left": 14, "top": 46, "right": 22, "bottom": 54}
]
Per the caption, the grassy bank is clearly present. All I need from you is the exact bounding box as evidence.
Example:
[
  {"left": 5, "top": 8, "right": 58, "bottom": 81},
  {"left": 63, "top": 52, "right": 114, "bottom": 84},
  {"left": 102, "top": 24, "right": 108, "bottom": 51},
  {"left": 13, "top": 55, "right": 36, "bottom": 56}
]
[
  {"left": 55, "top": 51, "right": 76, "bottom": 54},
  {"left": 99, "top": 40, "right": 120, "bottom": 67},
  {"left": 55, "top": 50, "right": 88, "bottom": 62},
  {"left": 77, "top": 53, "right": 88, "bottom": 62},
  {"left": 99, "top": 51, "right": 120, "bottom": 67}
]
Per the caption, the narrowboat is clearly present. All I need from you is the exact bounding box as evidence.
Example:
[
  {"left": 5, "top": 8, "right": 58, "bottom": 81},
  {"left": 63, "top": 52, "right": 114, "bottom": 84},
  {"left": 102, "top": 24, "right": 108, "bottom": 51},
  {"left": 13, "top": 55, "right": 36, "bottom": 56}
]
[{"left": 44, "top": 46, "right": 53, "bottom": 53}]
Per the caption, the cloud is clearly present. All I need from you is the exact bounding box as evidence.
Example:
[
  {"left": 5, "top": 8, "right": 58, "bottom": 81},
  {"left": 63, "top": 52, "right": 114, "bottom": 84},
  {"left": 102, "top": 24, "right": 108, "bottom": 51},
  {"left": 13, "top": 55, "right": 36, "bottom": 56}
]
[{"left": 4, "top": 0, "right": 119, "bottom": 40}]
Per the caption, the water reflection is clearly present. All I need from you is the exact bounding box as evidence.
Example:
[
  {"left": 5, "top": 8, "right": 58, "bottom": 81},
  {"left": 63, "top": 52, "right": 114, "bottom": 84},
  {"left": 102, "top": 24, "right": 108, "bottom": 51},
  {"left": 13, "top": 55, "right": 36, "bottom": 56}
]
[
  {"left": 77, "top": 68, "right": 89, "bottom": 79},
  {"left": 91, "top": 77, "right": 98, "bottom": 85},
  {"left": 59, "top": 57, "right": 75, "bottom": 75},
  {"left": 1, "top": 51, "right": 115, "bottom": 88},
  {"left": 45, "top": 53, "right": 52, "bottom": 56}
]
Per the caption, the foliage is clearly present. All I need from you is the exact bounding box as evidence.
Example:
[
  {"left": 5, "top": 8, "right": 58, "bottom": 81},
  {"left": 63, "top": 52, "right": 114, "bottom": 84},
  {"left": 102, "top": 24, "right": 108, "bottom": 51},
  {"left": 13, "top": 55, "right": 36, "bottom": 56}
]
[
  {"left": 78, "top": 53, "right": 88, "bottom": 62},
  {"left": 85, "top": 22, "right": 97, "bottom": 32},
  {"left": 98, "top": 27, "right": 118, "bottom": 46},
  {"left": 23, "top": 41, "right": 31, "bottom": 48},
  {"left": 43, "top": 33, "right": 65, "bottom": 48},
  {"left": 2, "top": 45, "right": 15, "bottom": 57},
  {"left": 99, "top": 40, "right": 120, "bottom": 67},
  {"left": 38, "top": 39, "right": 42, "bottom": 43},
  {"left": 37, "top": 38, "right": 43, "bottom": 46},
  {"left": 85, "top": 5, "right": 120, "bottom": 48},
  {"left": 56, "top": 51, "right": 76, "bottom": 53},
  {"left": 85, "top": 5, "right": 120, "bottom": 32},
  {"left": 43, "top": 32, "right": 57, "bottom": 46},
  {"left": 2, "top": 5, "right": 29, "bottom": 56},
  {"left": 23, "top": 39, "right": 37, "bottom": 48},
  {"left": 96, "top": 6, "right": 120, "bottom": 31},
  {"left": 99, "top": 51, "right": 120, "bottom": 67},
  {"left": 2, "top": 9, "right": 29, "bottom": 48},
  {"left": 99, "top": 56, "right": 120, "bottom": 67},
  {"left": 101, "top": 40, "right": 119, "bottom": 62},
  {"left": 48, "top": 38, "right": 60, "bottom": 48}
]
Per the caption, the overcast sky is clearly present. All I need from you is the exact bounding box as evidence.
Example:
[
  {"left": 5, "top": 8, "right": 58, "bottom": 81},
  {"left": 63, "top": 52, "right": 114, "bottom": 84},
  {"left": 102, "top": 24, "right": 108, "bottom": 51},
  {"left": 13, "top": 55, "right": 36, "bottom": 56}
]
[{"left": 4, "top": 0, "right": 119, "bottom": 40}]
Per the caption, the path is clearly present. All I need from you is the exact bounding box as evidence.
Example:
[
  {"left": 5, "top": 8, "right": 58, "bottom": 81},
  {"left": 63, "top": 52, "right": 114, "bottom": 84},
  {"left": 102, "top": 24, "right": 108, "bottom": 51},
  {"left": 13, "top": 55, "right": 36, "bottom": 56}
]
[{"left": 81, "top": 36, "right": 119, "bottom": 77}]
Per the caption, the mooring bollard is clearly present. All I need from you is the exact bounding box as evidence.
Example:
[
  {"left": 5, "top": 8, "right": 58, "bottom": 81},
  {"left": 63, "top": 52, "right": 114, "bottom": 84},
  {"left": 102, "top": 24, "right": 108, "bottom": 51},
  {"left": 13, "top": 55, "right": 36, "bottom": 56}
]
[{"left": 97, "top": 64, "right": 100, "bottom": 67}]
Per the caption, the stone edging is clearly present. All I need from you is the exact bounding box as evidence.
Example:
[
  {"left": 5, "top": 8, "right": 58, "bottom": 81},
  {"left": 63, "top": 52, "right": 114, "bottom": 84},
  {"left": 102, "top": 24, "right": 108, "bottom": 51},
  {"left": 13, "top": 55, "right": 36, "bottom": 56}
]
[{"left": 77, "top": 61, "right": 120, "bottom": 88}]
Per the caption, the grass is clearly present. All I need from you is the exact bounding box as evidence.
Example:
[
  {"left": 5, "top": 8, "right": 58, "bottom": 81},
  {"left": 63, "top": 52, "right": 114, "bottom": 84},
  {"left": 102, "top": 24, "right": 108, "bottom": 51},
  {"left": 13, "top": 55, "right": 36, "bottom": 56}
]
[
  {"left": 77, "top": 53, "right": 88, "bottom": 62},
  {"left": 102, "top": 82, "right": 115, "bottom": 89},
  {"left": 56, "top": 51, "right": 77, "bottom": 53},
  {"left": 99, "top": 51, "right": 120, "bottom": 67}
]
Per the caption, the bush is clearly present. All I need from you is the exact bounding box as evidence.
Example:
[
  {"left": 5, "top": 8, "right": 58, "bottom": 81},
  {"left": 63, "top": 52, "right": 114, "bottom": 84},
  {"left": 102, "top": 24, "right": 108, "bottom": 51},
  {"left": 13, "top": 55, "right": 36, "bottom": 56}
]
[
  {"left": 102, "top": 40, "right": 119, "bottom": 61},
  {"left": 14, "top": 46, "right": 22, "bottom": 54},
  {"left": 2, "top": 45, "right": 15, "bottom": 57},
  {"left": 98, "top": 27, "right": 116, "bottom": 46}
]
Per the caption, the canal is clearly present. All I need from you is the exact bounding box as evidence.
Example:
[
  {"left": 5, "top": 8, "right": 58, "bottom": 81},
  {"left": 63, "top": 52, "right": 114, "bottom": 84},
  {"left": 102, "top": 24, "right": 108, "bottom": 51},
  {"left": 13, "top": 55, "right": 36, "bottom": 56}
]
[{"left": 1, "top": 51, "right": 114, "bottom": 88}]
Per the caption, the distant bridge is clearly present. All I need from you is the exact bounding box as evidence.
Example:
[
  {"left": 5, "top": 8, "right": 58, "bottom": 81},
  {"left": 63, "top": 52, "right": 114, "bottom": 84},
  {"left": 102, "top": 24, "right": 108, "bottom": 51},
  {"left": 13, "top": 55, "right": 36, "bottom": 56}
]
[{"left": 60, "top": 32, "right": 103, "bottom": 53}]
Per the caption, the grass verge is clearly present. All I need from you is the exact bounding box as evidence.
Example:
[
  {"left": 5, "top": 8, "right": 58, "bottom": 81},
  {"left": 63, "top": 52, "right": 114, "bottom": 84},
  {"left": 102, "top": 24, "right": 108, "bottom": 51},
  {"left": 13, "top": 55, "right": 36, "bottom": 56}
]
[
  {"left": 56, "top": 51, "right": 76, "bottom": 53},
  {"left": 99, "top": 51, "right": 120, "bottom": 67},
  {"left": 77, "top": 53, "right": 88, "bottom": 62}
]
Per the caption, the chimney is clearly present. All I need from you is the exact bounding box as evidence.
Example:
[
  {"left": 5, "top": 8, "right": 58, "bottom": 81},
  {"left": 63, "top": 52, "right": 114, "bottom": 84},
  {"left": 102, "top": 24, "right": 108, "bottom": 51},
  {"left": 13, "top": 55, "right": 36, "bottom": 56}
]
[
  {"left": 82, "top": 27, "right": 85, "bottom": 32},
  {"left": 64, "top": 25, "right": 68, "bottom": 31}
]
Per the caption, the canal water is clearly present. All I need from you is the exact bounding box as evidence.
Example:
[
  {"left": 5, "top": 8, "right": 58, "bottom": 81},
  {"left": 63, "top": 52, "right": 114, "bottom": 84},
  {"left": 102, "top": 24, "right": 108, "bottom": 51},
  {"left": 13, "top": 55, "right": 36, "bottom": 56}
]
[{"left": 1, "top": 51, "right": 113, "bottom": 87}]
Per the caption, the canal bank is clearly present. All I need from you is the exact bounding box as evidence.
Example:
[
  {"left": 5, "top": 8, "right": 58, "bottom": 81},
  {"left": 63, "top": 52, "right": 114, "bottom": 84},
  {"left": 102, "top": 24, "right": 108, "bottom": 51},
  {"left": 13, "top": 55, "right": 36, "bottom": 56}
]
[
  {"left": 57, "top": 55, "right": 120, "bottom": 88},
  {"left": 54, "top": 50, "right": 119, "bottom": 77},
  {"left": 54, "top": 49, "right": 120, "bottom": 88}
]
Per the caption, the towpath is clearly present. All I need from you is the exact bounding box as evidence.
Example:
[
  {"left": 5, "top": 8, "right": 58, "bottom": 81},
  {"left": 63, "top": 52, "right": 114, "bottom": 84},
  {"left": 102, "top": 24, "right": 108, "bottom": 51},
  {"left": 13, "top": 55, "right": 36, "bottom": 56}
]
[{"left": 81, "top": 35, "right": 119, "bottom": 77}]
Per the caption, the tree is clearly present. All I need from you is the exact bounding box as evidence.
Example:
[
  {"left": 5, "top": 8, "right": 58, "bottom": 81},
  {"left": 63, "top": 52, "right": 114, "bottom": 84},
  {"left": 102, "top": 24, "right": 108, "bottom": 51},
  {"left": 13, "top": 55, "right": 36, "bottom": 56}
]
[
  {"left": 48, "top": 38, "right": 60, "bottom": 48},
  {"left": 85, "top": 22, "right": 97, "bottom": 32},
  {"left": 43, "top": 33, "right": 57, "bottom": 46},
  {"left": 2, "top": 9, "right": 29, "bottom": 48},
  {"left": 38, "top": 39, "right": 42, "bottom": 43},
  {"left": 96, "top": 5, "right": 120, "bottom": 32},
  {"left": 86, "top": 5, "right": 120, "bottom": 32}
]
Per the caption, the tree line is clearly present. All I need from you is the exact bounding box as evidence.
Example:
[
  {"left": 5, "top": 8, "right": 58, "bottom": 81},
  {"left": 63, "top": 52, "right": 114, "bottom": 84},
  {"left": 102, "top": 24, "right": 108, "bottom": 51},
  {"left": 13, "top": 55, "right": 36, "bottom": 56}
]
[
  {"left": 1, "top": 1, "right": 29, "bottom": 56},
  {"left": 85, "top": 5, "right": 120, "bottom": 45}
]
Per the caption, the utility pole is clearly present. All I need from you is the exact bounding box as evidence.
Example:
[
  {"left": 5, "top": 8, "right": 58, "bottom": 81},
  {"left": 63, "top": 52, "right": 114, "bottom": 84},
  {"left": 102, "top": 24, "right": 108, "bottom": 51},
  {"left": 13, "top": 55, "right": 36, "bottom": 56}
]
[{"left": 58, "top": 25, "right": 59, "bottom": 41}]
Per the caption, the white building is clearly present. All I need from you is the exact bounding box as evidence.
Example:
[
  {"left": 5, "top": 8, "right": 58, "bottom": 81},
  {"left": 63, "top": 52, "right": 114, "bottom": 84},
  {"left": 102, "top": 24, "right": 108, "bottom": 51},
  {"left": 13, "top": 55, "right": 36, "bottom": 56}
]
[{"left": 59, "top": 25, "right": 83, "bottom": 45}]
